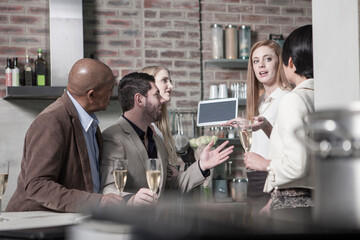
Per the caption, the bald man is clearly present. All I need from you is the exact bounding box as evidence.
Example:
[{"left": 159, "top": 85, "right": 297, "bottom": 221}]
[{"left": 6, "top": 58, "right": 125, "bottom": 213}]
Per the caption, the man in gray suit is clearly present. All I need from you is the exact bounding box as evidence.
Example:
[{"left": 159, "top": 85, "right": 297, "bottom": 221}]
[{"left": 100, "top": 72, "right": 234, "bottom": 205}]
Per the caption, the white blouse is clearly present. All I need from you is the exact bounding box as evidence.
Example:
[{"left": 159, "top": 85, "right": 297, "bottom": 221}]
[{"left": 250, "top": 87, "right": 290, "bottom": 158}]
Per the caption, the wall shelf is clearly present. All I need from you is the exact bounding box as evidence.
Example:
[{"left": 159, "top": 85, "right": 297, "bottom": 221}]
[
  {"left": 3, "top": 86, "right": 119, "bottom": 100},
  {"left": 205, "top": 59, "right": 248, "bottom": 69},
  {"left": 4, "top": 86, "right": 67, "bottom": 100}
]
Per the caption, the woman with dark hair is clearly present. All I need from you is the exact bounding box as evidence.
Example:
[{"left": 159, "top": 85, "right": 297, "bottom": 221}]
[{"left": 244, "top": 25, "right": 314, "bottom": 218}]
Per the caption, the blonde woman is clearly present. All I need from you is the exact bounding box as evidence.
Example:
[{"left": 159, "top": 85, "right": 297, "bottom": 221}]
[{"left": 140, "top": 66, "right": 179, "bottom": 166}]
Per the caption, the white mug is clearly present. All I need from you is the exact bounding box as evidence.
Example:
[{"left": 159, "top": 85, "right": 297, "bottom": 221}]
[
  {"left": 209, "top": 85, "right": 218, "bottom": 99},
  {"left": 218, "top": 84, "right": 228, "bottom": 98}
]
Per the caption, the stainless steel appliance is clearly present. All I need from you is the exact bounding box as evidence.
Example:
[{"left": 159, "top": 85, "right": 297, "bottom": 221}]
[
  {"left": 49, "top": 0, "right": 84, "bottom": 86},
  {"left": 301, "top": 101, "right": 360, "bottom": 230}
]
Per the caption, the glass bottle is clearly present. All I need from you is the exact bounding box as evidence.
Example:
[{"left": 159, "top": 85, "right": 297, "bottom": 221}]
[
  {"left": 12, "top": 57, "right": 20, "bottom": 86},
  {"left": 269, "top": 33, "right": 284, "bottom": 49},
  {"left": 232, "top": 178, "right": 248, "bottom": 202},
  {"left": 228, "top": 127, "right": 235, "bottom": 139},
  {"left": 225, "top": 24, "right": 237, "bottom": 59},
  {"left": 35, "top": 49, "right": 47, "bottom": 86},
  {"left": 214, "top": 127, "right": 220, "bottom": 137},
  {"left": 231, "top": 166, "right": 248, "bottom": 202},
  {"left": 24, "top": 54, "right": 33, "bottom": 86},
  {"left": 211, "top": 24, "right": 223, "bottom": 59},
  {"left": 5, "top": 58, "right": 12, "bottom": 86},
  {"left": 218, "top": 126, "right": 225, "bottom": 138},
  {"left": 239, "top": 25, "right": 251, "bottom": 59}
]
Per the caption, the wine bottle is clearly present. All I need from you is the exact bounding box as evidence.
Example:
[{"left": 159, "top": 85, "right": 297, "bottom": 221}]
[
  {"left": 24, "top": 55, "right": 33, "bottom": 86},
  {"left": 12, "top": 57, "right": 20, "bottom": 86},
  {"left": 5, "top": 58, "right": 12, "bottom": 86},
  {"left": 35, "top": 49, "right": 47, "bottom": 86}
]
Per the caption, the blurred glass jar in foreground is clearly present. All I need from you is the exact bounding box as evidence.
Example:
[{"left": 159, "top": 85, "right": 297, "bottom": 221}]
[{"left": 229, "top": 166, "right": 248, "bottom": 203}]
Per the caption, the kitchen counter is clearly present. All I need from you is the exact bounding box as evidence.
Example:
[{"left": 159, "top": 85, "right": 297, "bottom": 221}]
[
  {"left": 79, "top": 199, "right": 316, "bottom": 239},
  {"left": 1, "top": 201, "right": 359, "bottom": 240},
  {"left": 0, "top": 211, "right": 83, "bottom": 239},
  {"left": 0, "top": 211, "right": 83, "bottom": 231}
]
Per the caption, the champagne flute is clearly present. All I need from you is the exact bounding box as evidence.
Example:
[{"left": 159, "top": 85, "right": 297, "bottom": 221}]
[
  {"left": 0, "top": 161, "right": 9, "bottom": 222},
  {"left": 113, "top": 159, "right": 128, "bottom": 196},
  {"left": 237, "top": 120, "right": 255, "bottom": 172},
  {"left": 145, "top": 158, "right": 162, "bottom": 202}
]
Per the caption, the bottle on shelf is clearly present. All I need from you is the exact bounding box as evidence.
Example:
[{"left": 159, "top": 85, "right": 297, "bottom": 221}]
[
  {"left": 35, "top": 49, "right": 47, "bottom": 86},
  {"left": 12, "top": 57, "right": 20, "bottom": 86},
  {"left": 228, "top": 127, "right": 235, "bottom": 139},
  {"left": 5, "top": 58, "right": 12, "bottom": 86},
  {"left": 218, "top": 126, "right": 226, "bottom": 138},
  {"left": 24, "top": 54, "right": 33, "bottom": 86}
]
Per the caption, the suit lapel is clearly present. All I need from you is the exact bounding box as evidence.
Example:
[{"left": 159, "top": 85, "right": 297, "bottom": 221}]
[
  {"left": 61, "top": 93, "right": 94, "bottom": 192},
  {"left": 118, "top": 117, "right": 149, "bottom": 169},
  {"left": 119, "top": 117, "right": 169, "bottom": 195}
]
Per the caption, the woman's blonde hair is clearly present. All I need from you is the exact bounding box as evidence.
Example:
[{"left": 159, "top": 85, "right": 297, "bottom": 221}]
[
  {"left": 140, "top": 66, "right": 178, "bottom": 166},
  {"left": 246, "top": 40, "right": 292, "bottom": 119}
]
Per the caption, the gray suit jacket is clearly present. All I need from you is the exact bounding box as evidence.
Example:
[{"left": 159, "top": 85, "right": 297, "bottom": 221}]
[{"left": 100, "top": 116, "right": 205, "bottom": 197}]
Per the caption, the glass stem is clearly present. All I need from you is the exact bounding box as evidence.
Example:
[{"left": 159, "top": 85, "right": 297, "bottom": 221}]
[{"left": 0, "top": 197, "right": 2, "bottom": 218}]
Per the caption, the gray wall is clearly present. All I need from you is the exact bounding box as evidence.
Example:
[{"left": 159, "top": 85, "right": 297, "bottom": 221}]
[
  {"left": 313, "top": 0, "right": 360, "bottom": 110},
  {"left": 0, "top": 98, "right": 121, "bottom": 209}
]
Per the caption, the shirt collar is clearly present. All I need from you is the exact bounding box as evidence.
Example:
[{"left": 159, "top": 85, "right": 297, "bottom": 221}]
[
  {"left": 260, "top": 87, "right": 284, "bottom": 103},
  {"left": 67, "top": 91, "right": 99, "bottom": 132},
  {"left": 294, "top": 78, "right": 314, "bottom": 90},
  {"left": 122, "top": 115, "right": 153, "bottom": 140}
]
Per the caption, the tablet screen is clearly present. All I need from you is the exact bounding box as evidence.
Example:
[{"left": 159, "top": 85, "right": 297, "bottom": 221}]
[{"left": 197, "top": 98, "right": 238, "bottom": 126}]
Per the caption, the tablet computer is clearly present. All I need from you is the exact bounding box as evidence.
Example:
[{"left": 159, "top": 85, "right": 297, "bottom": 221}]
[{"left": 197, "top": 98, "right": 238, "bottom": 126}]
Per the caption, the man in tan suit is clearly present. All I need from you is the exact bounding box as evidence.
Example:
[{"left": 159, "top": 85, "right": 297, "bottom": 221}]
[{"left": 100, "top": 72, "right": 234, "bottom": 205}]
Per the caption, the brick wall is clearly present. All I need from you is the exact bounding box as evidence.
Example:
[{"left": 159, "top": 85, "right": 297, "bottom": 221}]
[
  {"left": 0, "top": 0, "right": 49, "bottom": 97},
  {"left": 0, "top": 0, "right": 312, "bottom": 105},
  {"left": 201, "top": 0, "right": 312, "bottom": 101}
]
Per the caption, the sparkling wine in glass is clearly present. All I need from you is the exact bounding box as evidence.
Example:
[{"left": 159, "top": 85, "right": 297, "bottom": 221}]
[
  {"left": 0, "top": 161, "right": 9, "bottom": 222},
  {"left": 113, "top": 159, "right": 128, "bottom": 195},
  {"left": 237, "top": 120, "right": 255, "bottom": 172},
  {"left": 146, "top": 158, "right": 162, "bottom": 202}
]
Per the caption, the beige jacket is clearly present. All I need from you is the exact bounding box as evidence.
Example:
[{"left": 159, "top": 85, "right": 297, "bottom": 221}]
[
  {"left": 100, "top": 116, "right": 205, "bottom": 197},
  {"left": 264, "top": 79, "right": 315, "bottom": 192}
]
